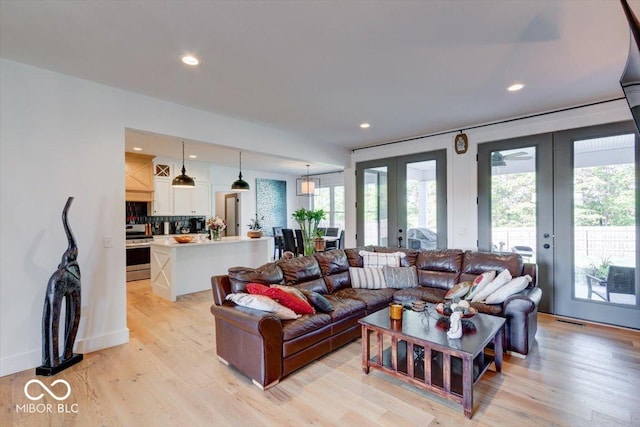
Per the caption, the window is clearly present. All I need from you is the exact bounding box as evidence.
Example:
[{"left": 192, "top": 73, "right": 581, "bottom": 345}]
[{"left": 314, "top": 184, "right": 344, "bottom": 230}]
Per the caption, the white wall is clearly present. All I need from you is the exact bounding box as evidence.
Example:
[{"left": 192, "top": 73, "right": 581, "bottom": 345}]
[
  {"left": 346, "top": 100, "right": 632, "bottom": 249},
  {"left": 0, "top": 59, "right": 347, "bottom": 376}
]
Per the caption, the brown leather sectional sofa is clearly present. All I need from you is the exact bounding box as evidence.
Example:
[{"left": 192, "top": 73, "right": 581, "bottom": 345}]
[{"left": 210, "top": 247, "right": 541, "bottom": 389}]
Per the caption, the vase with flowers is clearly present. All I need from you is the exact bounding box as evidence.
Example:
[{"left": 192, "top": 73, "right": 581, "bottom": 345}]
[
  {"left": 292, "top": 208, "right": 326, "bottom": 255},
  {"left": 207, "top": 216, "right": 226, "bottom": 241},
  {"left": 247, "top": 213, "right": 264, "bottom": 238}
]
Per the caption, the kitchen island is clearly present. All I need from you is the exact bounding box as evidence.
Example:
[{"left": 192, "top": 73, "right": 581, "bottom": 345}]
[{"left": 150, "top": 236, "right": 270, "bottom": 301}]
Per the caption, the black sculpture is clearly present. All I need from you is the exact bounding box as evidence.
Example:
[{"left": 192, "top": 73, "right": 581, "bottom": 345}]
[{"left": 36, "top": 196, "right": 83, "bottom": 376}]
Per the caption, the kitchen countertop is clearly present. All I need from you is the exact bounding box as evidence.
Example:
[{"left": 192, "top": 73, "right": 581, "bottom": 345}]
[{"left": 151, "top": 236, "right": 270, "bottom": 247}]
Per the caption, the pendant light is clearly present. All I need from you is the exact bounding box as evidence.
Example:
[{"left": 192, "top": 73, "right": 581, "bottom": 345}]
[
  {"left": 172, "top": 141, "right": 195, "bottom": 188},
  {"left": 296, "top": 164, "right": 320, "bottom": 196},
  {"left": 231, "top": 151, "right": 250, "bottom": 192}
]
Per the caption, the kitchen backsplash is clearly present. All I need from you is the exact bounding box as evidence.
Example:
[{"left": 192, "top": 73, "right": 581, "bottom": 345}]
[{"left": 126, "top": 203, "right": 206, "bottom": 234}]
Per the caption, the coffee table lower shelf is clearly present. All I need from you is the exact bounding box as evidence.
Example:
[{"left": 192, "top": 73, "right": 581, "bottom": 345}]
[{"left": 370, "top": 341, "right": 494, "bottom": 397}]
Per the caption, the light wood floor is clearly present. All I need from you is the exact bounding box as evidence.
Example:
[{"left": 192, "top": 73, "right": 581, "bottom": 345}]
[{"left": 2, "top": 280, "right": 639, "bottom": 426}]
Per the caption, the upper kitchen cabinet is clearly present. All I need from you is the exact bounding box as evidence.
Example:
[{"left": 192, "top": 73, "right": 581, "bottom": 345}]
[
  {"left": 173, "top": 165, "right": 211, "bottom": 215},
  {"left": 153, "top": 162, "right": 211, "bottom": 216},
  {"left": 125, "top": 153, "right": 154, "bottom": 202}
]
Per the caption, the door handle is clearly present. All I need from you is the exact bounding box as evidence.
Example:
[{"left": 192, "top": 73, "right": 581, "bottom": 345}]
[{"left": 543, "top": 243, "right": 550, "bottom": 249}]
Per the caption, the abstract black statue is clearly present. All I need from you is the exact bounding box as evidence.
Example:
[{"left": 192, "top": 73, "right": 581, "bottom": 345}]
[{"left": 36, "top": 196, "right": 83, "bottom": 376}]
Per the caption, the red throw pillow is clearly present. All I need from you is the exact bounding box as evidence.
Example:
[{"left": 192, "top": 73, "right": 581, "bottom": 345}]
[
  {"left": 246, "top": 283, "right": 270, "bottom": 295},
  {"left": 264, "top": 287, "right": 315, "bottom": 315}
]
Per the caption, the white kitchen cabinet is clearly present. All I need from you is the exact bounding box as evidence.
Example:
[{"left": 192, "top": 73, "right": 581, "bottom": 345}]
[
  {"left": 153, "top": 177, "right": 173, "bottom": 215},
  {"left": 173, "top": 181, "right": 211, "bottom": 216}
]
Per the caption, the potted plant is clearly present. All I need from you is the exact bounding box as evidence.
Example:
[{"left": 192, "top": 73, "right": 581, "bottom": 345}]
[
  {"left": 314, "top": 227, "right": 326, "bottom": 252},
  {"left": 247, "top": 213, "right": 264, "bottom": 238},
  {"left": 292, "top": 208, "right": 326, "bottom": 255}
]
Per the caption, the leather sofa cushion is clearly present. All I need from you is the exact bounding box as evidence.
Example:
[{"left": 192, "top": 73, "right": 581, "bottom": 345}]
[
  {"left": 314, "top": 249, "right": 349, "bottom": 275},
  {"left": 291, "top": 278, "right": 329, "bottom": 295},
  {"left": 415, "top": 249, "right": 464, "bottom": 272},
  {"left": 417, "top": 270, "right": 458, "bottom": 290},
  {"left": 228, "top": 263, "right": 284, "bottom": 293},
  {"left": 372, "top": 246, "right": 419, "bottom": 267},
  {"left": 393, "top": 287, "right": 448, "bottom": 304},
  {"left": 323, "top": 296, "right": 366, "bottom": 323},
  {"left": 283, "top": 313, "right": 332, "bottom": 341},
  {"left": 278, "top": 256, "right": 321, "bottom": 285},
  {"left": 460, "top": 251, "right": 523, "bottom": 283},
  {"left": 344, "top": 247, "right": 373, "bottom": 267},
  {"left": 334, "top": 288, "right": 396, "bottom": 311},
  {"left": 323, "top": 270, "right": 351, "bottom": 294}
]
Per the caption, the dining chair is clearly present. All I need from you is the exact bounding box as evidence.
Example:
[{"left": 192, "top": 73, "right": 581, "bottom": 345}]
[
  {"left": 325, "top": 227, "right": 339, "bottom": 237},
  {"left": 294, "top": 229, "right": 304, "bottom": 256},
  {"left": 326, "top": 229, "right": 344, "bottom": 250},
  {"left": 272, "top": 226, "right": 284, "bottom": 259},
  {"left": 281, "top": 229, "right": 297, "bottom": 257}
]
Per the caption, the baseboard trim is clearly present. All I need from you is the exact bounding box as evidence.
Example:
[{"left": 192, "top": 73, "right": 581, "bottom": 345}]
[{"left": 0, "top": 328, "right": 129, "bottom": 377}]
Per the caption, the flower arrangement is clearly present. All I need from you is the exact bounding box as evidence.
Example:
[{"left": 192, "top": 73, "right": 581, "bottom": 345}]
[
  {"left": 248, "top": 213, "right": 264, "bottom": 231},
  {"left": 207, "top": 216, "right": 227, "bottom": 232}
]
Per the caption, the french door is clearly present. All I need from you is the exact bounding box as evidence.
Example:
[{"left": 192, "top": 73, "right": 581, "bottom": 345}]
[
  {"left": 356, "top": 150, "right": 447, "bottom": 249},
  {"left": 478, "top": 134, "right": 554, "bottom": 313},
  {"left": 479, "top": 122, "right": 639, "bottom": 329}
]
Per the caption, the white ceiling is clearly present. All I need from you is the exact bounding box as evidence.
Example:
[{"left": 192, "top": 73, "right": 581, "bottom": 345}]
[{"left": 1, "top": 0, "right": 637, "bottom": 174}]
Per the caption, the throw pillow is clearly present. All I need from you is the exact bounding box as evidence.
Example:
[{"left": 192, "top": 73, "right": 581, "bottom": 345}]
[
  {"left": 465, "top": 271, "right": 496, "bottom": 301},
  {"left": 349, "top": 267, "right": 387, "bottom": 289},
  {"left": 263, "top": 287, "right": 315, "bottom": 315},
  {"left": 246, "top": 282, "right": 270, "bottom": 295},
  {"left": 300, "top": 289, "right": 334, "bottom": 313},
  {"left": 359, "top": 250, "right": 406, "bottom": 268},
  {"left": 225, "top": 293, "right": 299, "bottom": 320},
  {"left": 445, "top": 281, "right": 472, "bottom": 299},
  {"left": 270, "top": 284, "right": 309, "bottom": 302},
  {"left": 382, "top": 266, "right": 418, "bottom": 289},
  {"left": 485, "top": 275, "right": 532, "bottom": 304},
  {"left": 471, "top": 269, "right": 513, "bottom": 302}
]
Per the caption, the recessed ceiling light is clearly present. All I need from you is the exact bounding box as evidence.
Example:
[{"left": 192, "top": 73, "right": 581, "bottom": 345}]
[
  {"left": 189, "top": 154, "right": 197, "bottom": 159},
  {"left": 360, "top": 123, "right": 370, "bottom": 129},
  {"left": 132, "top": 147, "right": 142, "bottom": 151},
  {"left": 181, "top": 55, "right": 200, "bottom": 66},
  {"left": 507, "top": 83, "right": 524, "bottom": 92}
]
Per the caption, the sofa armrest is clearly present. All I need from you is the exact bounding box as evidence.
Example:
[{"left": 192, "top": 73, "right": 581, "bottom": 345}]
[
  {"left": 522, "top": 263, "right": 537, "bottom": 288},
  {"left": 503, "top": 287, "right": 542, "bottom": 355},
  {"left": 210, "top": 303, "right": 284, "bottom": 388},
  {"left": 211, "top": 275, "right": 232, "bottom": 306}
]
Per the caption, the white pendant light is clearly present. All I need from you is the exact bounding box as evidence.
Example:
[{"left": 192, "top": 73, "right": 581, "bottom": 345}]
[
  {"left": 172, "top": 141, "right": 195, "bottom": 188},
  {"left": 296, "top": 164, "right": 320, "bottom": 196}
]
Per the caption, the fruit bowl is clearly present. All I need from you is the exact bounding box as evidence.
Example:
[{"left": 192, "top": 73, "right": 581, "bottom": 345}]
[
  {"left": 435, "top": 302, "right": 477, "bottom": 318},
  {"left": 173, "top": 235, "right": 194, "bottom": 244}
]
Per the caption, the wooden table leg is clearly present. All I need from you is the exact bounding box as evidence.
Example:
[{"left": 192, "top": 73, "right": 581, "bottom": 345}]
[
  {"left": 462, "top": 355, "right": 473, "bottom": 418},
  {"left": 361, "top": 325, "right": 370, "bottom": 374},
  {"left": 494, "top": 326, "right": 503, "bottom": 372}
]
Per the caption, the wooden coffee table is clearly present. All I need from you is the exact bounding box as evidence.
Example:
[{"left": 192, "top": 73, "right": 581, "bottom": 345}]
[{"left": 359, "top": 306, "right": 505, "bottom": 418}]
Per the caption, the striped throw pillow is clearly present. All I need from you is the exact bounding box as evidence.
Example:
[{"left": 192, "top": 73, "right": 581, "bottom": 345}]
[{"left": 349, "top": 267, "right": 387, "bottom": 289}]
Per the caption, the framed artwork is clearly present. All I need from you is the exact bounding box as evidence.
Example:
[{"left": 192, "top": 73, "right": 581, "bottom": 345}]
[
  {"left": 455, "top": 133, "right": 468, "bottom": 154},
  {"left": 255, "top": 178, "right": 287, "bottom": 236}
]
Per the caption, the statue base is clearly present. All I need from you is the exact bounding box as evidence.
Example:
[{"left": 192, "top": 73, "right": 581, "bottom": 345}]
[{"left": 35, "top": 353, "right": 83, "bottom": 376}]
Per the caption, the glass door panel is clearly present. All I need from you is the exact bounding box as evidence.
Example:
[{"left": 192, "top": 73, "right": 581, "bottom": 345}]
[
  {"left": 573, "top": 134, "right": 637, "bottom": 306},
  {"left": 363, "top": 167, "right": 388, "bottom": 246},
  {"left": 490, "top": 147, "right": 537, "bottom": 262},
  {"left": 405, "top": 160, "right": 438, "bottom": 250}
]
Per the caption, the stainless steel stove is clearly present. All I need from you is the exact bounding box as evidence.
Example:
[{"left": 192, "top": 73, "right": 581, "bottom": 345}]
[{"left": 126, "top": 224, "right": 152, "bottom": 281}]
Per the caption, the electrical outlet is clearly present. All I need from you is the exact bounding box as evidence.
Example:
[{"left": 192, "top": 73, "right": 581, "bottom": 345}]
[{"left": 103, "top": 236, "right": 113, "bottom": 248}]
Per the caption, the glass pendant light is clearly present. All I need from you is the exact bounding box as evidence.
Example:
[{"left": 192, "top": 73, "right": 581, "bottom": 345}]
[
  {"left": 172, "top": 141, "right": 195, "bottom": 188},
  {"left": 296, "top": 164, "right": 320, "bottom": 196},
  {"left": 231, "top": 151, "right": 250, "bottom": 192}
]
